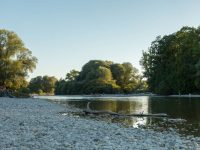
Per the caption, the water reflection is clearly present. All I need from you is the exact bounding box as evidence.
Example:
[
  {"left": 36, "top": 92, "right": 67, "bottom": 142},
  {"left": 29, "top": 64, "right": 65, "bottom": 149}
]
[
  {"left": 41, "top": 96, "right": 200, "bottom": 136},
  {"left": 51, "top": 97, "right": 150, "bottom": 128},
  {"left": 148, "top": 97, "right": 200, "bottom": 136},
  {"left": 149, "top": 97, "right": 200, "bottom": 123}
]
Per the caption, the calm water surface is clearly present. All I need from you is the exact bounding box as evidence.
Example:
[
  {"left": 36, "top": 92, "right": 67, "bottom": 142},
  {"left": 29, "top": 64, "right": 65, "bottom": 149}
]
[{"left": 36, "top": 96, "right": 200, "bottom": 137}]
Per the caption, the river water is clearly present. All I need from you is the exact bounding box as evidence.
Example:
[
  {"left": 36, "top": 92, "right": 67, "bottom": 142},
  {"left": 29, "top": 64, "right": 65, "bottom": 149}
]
[{"left": 35, "top": 95, "right": 200, "bottom": 137}]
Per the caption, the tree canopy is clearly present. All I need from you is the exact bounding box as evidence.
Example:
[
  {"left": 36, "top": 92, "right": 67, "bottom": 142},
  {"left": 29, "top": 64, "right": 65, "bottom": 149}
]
[
  {"left": 29, "top": 76, "right": 57, "bottom": 95},
  {"left": 140, "top": 26, "right": 200, "bottom": 95},
  {"left": 0, "top": 29, "right": 37, "bottom": 90},
  {"left": 66, "top": 69, "right": 79, "bottom": 81},
  {"left": 55, "top": 60, "right": 144, "bottom": 95}
]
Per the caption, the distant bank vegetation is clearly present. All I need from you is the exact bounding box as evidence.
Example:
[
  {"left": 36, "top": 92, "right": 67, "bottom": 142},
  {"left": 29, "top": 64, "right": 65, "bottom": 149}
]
[
  {"left": 54, "top": 60, "right": 147, "bottom": 95},
  {"left": 1, "top": 26, "right": 200, "bottom": 96},
  {"left": 141, "top": 26, "right": 200, "bottom": 95},
  {"left": 28, "top": 60, "right": 147, "bottom": 95}
]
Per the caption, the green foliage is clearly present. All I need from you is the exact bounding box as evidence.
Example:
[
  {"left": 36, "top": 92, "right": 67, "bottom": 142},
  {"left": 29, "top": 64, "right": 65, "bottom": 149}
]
[
  {"left": 0, "top": 29, "right": 37, "bottom": 90},
  {"left": 28, "top": 76, "right": 43, "bottom": 93},
  {"left": 66, "top": 69, "right": 79, "bottom": 81},
  {"left": 29, "top": 76, "right": 57, "bottom": 95},
  {"left": 42, "top": 76, "right": 57, "bottom": 93},
  {"left": 78, "top": 60, "right": 112, "bottom": 81},
  {"left": 55, "top": 60, "right": 142, "bottom": 95},
  {"left": 55, "top": 79, "right": 66, "bottom": 95},
  {"left": 110, "top": 63, "right": 125, "bottom": 86},
  {"left": 136, "top": 79, "right": 148, "bottom": 93},
  {"left": 121, "top": 63, "right": 140, "bottom": 92},
  {"left": 111, "top": 62, "right": 141, "bottom": 93},
  {"left": 141, "top": 26, "right": 200, "bottom": 95},
  {"left": 13, "top": 87, "right": 30, "bottom": 98}
]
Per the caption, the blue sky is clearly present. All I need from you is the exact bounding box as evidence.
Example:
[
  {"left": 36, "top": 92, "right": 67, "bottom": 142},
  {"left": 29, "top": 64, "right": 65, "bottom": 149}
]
[{"left": 1, "top": 0, "right": 200, "bottom": 79}]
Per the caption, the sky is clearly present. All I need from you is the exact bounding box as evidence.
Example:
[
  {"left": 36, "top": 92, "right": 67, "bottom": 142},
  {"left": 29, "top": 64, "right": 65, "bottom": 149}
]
[{"left": 1, "top": 0, "right": 200, "bottom": 79}]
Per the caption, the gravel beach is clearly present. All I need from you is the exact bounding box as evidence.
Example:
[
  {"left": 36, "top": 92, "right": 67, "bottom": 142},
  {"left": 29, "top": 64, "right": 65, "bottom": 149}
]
[{"left": 0, "top": 98, "right": 200, "bottom": 150}]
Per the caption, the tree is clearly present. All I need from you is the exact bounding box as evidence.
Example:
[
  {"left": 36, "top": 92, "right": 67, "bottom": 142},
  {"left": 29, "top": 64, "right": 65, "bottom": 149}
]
[
  {"left": 122, "top": 63, "right": 140, "bottom": 92},
  {"left": 77, "top": 60, "right": 113, "bottom": 81},
  {"left": 96, "top": 66, "right": 112, "bottom": 81},
  {"left": 111, "top": 62, "right": 141, "bottom": 93},
  {"left": 55, "top": 60, "right": 142, "bottom": 95},
  {"left": 42, "top": 76, "right": 57, "bottom": 94},
  {"left": 29, "top": 76, "right": 57, "bottom": 94},
  {"left": 76, "top": 60, "right": 119, "bottom": 94},
  {"left": 141, "top": 26, "right": 200, "bottom": 95},
  {"left": 55, "top": 79, "right": 66, "bottom": 95},
  {"left": 0, "top": 29, "right": 37, "bottom": 96},
  {"left": 66, "top": 69, "right": 79, "bottom": 81},
  {"left": 29, "top": 76, "right": 43, "bottom": 93},
  {"left": 111, "top": 63, "right": 125, "bottom": 86}
]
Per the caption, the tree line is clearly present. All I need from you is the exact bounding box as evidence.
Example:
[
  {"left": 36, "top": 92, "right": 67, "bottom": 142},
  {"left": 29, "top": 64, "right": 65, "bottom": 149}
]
[
  {"left": 140, "top": 26, "right": 200, "bottom": 95},
  {"left": 1, "top": 26, "right": 200, "bottom": 96},
  {"left": 55, "top": 60, "right": 147, "bottom": 95}
]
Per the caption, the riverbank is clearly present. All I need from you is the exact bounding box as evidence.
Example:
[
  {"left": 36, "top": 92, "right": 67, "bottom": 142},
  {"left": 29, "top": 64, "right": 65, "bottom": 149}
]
[
  {"left": 0, "top": 98, "right": 199, "bottom": 149},
  {"left": 34, "top": 93, "right": 200, "bottom": 100}
]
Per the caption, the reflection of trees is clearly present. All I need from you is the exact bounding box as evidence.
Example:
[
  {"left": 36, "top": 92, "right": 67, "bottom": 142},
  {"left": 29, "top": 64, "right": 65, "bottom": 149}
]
[
  {"left": 49, "top": 97, "right": 200, "bottom": 124},
  {"left": 54, "top": 97, "right": 150, "bottom": 127},
  {"left": 116, "top": 101, "right": 131, "bottom": 114},
  {"left": 50, "top": 97, "right": 200, "bottom": 135},
  {"left": 147, "top": 97, "right": 200, "bottom": 136},
  {"left": 148, "top": 97, "right": 200, "bottom": 123},
  {"left": 90, "top": 100, "right": 117, "bottom": 112}
]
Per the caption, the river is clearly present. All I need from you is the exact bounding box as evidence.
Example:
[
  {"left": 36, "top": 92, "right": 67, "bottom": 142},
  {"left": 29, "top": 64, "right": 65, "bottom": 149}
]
[{"left": 35, "top": 95, "right": 200, "bottom": 137}]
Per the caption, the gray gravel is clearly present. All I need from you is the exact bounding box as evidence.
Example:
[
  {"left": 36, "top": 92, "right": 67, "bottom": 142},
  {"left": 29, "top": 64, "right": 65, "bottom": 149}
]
[{"left": 0, "top": 98, "right": 200, "bottom": 150}]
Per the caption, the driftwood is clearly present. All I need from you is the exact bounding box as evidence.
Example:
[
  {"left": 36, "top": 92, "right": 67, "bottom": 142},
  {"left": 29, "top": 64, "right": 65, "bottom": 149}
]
[
  {"left": 83, "top": 109, "right": 168, "bottom": 117},
  {"left": 83, "top": 102, "right": 168, "bottom": 118}
]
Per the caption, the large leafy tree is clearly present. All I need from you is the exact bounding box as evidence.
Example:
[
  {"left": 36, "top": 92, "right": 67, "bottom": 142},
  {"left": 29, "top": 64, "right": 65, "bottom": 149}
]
[
  {"left": 111, "top": 62, "right": 140, "bottom": 93},
  {"left": 78, "top": 60, "right": 113, "bottom": 81},
  {"left": 141, "top": 26, "right": 200, "bottom": 95},
  {"left": 55, "top": 79, "right": 66, "bottom": 95},
  {"left": 42, "top": 76, "right": 57, "bottom": 93},
  {"left": 0, "top": 29, "right": 37, "bottom": 90},
  {"left": 75, "top": 60, "right": 119, "bottom": 94},
  {"left": 29, "top": 76, "right": 57, "bottom": 94},
  {"left": 121, "top": 63, "right": 140, "bottom": 93},
  {"left": 66, "top": 69, "right": 79, "bottom": 81},
  {"left": 110, "top": 63, "right": 125, "bottom": 86},
  {"left": 55, "top": 60, "right": 142, "bottom": 95},
  {"left": 28, "top": 76, "right": 43, "bottom": 93}
]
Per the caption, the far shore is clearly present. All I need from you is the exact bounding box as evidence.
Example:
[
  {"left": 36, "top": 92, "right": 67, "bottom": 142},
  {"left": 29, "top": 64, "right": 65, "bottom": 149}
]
[{"left": 33, "top": 93, "right": 200, "bottom": 98}]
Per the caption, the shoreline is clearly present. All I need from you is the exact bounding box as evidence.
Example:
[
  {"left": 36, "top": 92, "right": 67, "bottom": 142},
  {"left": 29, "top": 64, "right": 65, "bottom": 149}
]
[
  {"left": 34, "top": 93, "right": 200, "bottom": 99},
  {"left": 0, "top": 97, "right": 199, "bottom": 149}
]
